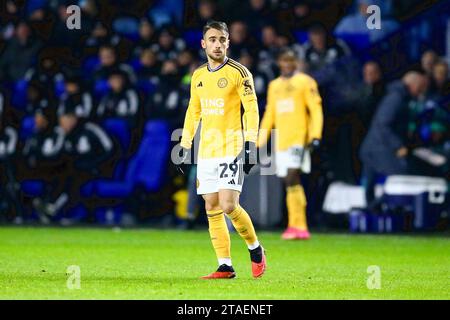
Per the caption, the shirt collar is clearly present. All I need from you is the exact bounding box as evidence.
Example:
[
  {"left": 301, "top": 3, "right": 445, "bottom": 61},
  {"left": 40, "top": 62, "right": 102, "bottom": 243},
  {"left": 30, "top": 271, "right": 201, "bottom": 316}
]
[{"left": 207, "top": 56, "right": 229, "bottom": 72}]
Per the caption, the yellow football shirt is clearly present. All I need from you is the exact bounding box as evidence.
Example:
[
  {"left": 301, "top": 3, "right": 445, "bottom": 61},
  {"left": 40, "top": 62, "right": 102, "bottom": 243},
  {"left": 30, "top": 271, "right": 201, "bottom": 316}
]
[
  {"left": 258, "top": 72, "right": 323, "bottom": 151},
  {"left": 181, "top": 58, "right": 259, "bottom": 159}
]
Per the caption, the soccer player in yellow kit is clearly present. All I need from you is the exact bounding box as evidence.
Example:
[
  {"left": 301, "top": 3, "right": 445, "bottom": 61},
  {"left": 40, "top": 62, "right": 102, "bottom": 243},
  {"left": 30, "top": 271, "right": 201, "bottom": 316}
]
[
  {"left": 178, "top": 21, "right": 266, "bottom": 279},
  {"left": 258, "top": 49, "right": 323, "bottom": 240}
]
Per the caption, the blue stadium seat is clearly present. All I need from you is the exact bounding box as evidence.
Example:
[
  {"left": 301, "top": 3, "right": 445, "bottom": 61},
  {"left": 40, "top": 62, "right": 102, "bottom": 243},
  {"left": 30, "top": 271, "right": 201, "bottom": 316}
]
[
  {"left": 293, "top": 31, "right": 308, "bottom": 44},
  {"left": 21, "top": 180, "right": 45, "bottom": 197},
  {"left": 101, "top": 118, "right": 131, "bottom": 153},
  {"left": 55, "top": 79, "right": 66, "bottom": 98},
  {"left": 137, "top": 79, "right": 157, "bottom": 96},
  {"left": 94, "top": 79, "right": 110, "bottom": 98},
  {"left": 26, "top": 0, "right": 47, "bottom": 15},
  {"left": 92, "top": 154, "right": 140, "bottom": 197},
  {"left": 60, "top": 204, "right": 88, "bottom": 222},
  {"left": 133, "top": 120, "right": 171, "bottom": 192},
  {"left": 20, "top": 116, "right": 35, "bottom": 140},
  {"left": 82, "top": 56, "right": 100, "bottom": 77},
  {"left": 334, "top": 33, "right": 371, "bottom": 51},
  {"left": 148, "top": 8, "right": 173, "bottom": 28},
  {"left": 113, "top": 16, "right": 140, "bottom": 42},
  {"left": 183, "top": 30, "right": 203, "bottom": 48},
  {"left": 89, "top": 120, "right": 171, "bottom": 199},
  {"left": 129, "top": 58, "right": 142, "bottom": 73},
  {"left": 419, "top": 123, "right": 432, "bottom": 143},
  {"left": 151, "top": 0, "right": 183, "bottom": 24},
  {"left": 12, "top": 80, "right": 28, "bottom": 110}
]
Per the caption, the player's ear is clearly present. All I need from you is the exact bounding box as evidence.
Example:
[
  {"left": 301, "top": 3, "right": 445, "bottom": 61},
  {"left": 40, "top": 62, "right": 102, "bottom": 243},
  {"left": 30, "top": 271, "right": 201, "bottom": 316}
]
[{"left": 201, "top": 39, "right": 206, "bottom": 49}]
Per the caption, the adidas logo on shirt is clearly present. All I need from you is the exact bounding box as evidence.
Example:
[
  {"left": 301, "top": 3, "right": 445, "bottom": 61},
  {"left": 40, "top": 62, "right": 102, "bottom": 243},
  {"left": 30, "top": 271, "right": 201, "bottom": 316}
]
[
  {"left": 228, "top": 179, "right": 236, "bottom": 185},
  {"left": 197, "top": 82, "right": 203, "bottom": 87}
]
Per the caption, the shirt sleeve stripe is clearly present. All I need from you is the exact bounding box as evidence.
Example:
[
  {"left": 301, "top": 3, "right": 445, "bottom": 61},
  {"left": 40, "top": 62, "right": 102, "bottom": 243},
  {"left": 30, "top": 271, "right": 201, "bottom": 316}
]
[{"left": 227, "top": 60, "right": 248, "bottom": 78}]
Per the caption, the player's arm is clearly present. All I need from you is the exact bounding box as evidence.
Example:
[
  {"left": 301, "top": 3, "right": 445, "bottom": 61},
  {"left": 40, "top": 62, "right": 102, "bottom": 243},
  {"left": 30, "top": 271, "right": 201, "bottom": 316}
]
[
  {"left": 237, "top": 71, "right": 259, "bottom": 173},
  {"left": 257, "top": 82, "right": 275, "bottom": 148},
  {"left": 180, "top": 73, "right": 201, "bottom": 150},
  {"left": 238, "top": 72, "right": 259, "bottom": 144},
  {"left": 304, "top": 77, "right": 323, "bottom": 145}
]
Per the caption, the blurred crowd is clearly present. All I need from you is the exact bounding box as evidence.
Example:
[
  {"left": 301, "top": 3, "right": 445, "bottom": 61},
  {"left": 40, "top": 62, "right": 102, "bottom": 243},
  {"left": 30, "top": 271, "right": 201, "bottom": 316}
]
[{"left": 0, "top": 0, "right": 448, "bottom": 224}]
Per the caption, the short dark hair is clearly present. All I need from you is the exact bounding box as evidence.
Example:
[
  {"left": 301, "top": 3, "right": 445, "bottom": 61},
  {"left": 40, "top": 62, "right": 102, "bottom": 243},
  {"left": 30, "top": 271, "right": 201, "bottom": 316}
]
[
  {"left": 203, "top": 20, "right": 229, "bottom": 37},
  {"left": 308, "top": 23, "right": 326, "bottom": 35},
  {"left": 277, "top": 47, "right": 297, "bottom": 61}
]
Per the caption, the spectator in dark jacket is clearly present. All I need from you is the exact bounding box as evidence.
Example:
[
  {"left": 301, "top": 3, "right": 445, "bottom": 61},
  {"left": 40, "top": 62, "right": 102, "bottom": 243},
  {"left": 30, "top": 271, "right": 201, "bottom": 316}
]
[
  {"left": 137, "top": 48, "right": 162, "bottom": 81},
  {"left": 34, "top": 109, "right": 120, "bottom": 221},
  {"left": 356, "top": 61, "right": 386, "bottom": 128},
  {"left": 93, "top": 45, "right": 136, "bottom": 85},
  {"left": 133, "top": 18, "right": 158, "bottom": 57},
  {"left": 257, "top": 25, "right": 280, "bottom": 78},
  {"left": 96, "top": 69, "right": 140, "bottom": 127},
  {"left": 299, "top": 23, "right": 351, "bottom": 73},
  {"left": 243, "top": 0, "right": 274, "bottom": 34},
  {"left": 228, "top": 21, "right": 260, "bottom": 60},
  {"left": 22, "top": 106, "right": 63, "bottom": 170},
  {"left": 238, "top": 52, "right": 270, "bottom": 109},
  {"left": 430, "top": 59, "right": 449, "bottom": 97},
  {"left": 359, "top": 71, "right": 429, "bottom": 208},
  {"left": 192, "top": 0, "right": 223, "bottom": 28},
  {"left": 58, "top": 75, "right": 93, "bottom": 119},
  {"left": 0, "top": 21, "right": 42, "bottom": 82},
  {"left": 145, "top": 60, "right": 183, "bottom": 128},
  {"left": 49, "top": 1, "right": 90, "bottom": 51},
  {"left": 421, "top": 50, "right": 438, "bottom": 78},
  {"left": 1, "top": 0, "right": 22, "bottom": 41},
  {"left": 25, "top": 82, "right": 51, "bottom": 116},
  {"left": 0, "top": 103, "right": 22, "bottom": 220},
  {"left": 84, "top": 22, "right": 121, "bottom": 52},
  {"left": 25, "top": 55, "right": 65, "bottom": 101},
  {"left": 151, "top": 28, "right": 186, "bottom": 62}
]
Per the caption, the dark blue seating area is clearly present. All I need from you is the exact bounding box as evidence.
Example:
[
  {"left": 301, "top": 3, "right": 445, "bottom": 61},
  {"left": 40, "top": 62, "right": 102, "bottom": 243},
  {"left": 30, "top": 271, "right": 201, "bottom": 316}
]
[{"left": 20, "top": 119, "right": 171, "bottom": 222}]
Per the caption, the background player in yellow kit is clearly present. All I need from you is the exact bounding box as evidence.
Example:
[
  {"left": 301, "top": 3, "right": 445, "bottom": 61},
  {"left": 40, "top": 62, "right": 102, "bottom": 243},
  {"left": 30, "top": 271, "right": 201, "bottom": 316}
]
[
  {"left": 177, "top": 21, "right": 266, "bottom": 279},
  {"left": 258, "top": 48, "right": 323, "bottom": 240}
]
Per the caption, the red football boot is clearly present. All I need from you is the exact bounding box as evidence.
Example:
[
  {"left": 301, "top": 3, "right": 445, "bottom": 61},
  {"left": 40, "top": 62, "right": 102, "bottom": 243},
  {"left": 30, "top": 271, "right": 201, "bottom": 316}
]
[
  {"left": 201, "top": 264, "right": 236, "bottom": 279},
  {"left": 296, "top": 229, "right": 311, "bottom": 240},
  {"left": 250, "top": 246, "right": 266, "bottom": 278},
  {"left": 281, "top": 227, "right": 298, "bottom": 240}
]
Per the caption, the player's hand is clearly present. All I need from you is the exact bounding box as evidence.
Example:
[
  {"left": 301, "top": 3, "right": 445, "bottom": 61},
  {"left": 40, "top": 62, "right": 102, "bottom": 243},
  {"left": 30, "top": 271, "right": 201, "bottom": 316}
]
[
  {"left": 307, "top": 139, "right": 321, "bottom": 153},
  {"left": 176, "top": 147, "right": 190, "bottom": 175},
  {"left": 396, "top": 146, "right": 408, "bottom": 158},
  {"left": 235, "top": 141, "right": 257, "bottom": 175}
]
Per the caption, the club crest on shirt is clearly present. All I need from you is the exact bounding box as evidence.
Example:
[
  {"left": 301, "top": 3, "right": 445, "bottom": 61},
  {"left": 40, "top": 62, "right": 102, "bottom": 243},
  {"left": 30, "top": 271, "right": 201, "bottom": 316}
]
[{"left": 217, "top": 78, "right": 228, "bottom": 88}]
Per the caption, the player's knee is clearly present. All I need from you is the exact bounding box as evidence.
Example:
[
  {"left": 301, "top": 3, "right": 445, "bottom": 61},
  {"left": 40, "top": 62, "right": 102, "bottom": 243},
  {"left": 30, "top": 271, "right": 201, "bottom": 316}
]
[
  {"left": 204, "top": 202, "right": 220, "bottom": 213},
  {"left": 220, "top": 201, "right": 237, "bottom": 215}
]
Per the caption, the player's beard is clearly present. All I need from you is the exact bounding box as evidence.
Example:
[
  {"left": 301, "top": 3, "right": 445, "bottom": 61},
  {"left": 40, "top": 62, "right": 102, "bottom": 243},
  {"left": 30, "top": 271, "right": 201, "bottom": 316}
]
[{"left": 207, "top": 50, "right": 226, "bottom": 63}]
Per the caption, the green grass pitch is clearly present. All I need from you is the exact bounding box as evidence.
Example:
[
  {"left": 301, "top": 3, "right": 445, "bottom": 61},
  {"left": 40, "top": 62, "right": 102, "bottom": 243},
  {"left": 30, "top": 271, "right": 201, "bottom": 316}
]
[{"left": 0, "top": 227, "right": 448, "bottom": 299}]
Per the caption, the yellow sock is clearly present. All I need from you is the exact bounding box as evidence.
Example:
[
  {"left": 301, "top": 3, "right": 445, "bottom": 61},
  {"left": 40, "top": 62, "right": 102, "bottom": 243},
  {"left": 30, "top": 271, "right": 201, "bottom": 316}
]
[
  {"left": 227, "top": 205, "right": 259, "bottom": 248},
  {"left": 286, "top": 184, "right": 308, "bottom": 230},
  {"left": 207, "top": 209, "right": 231, "bottom": 261}
]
